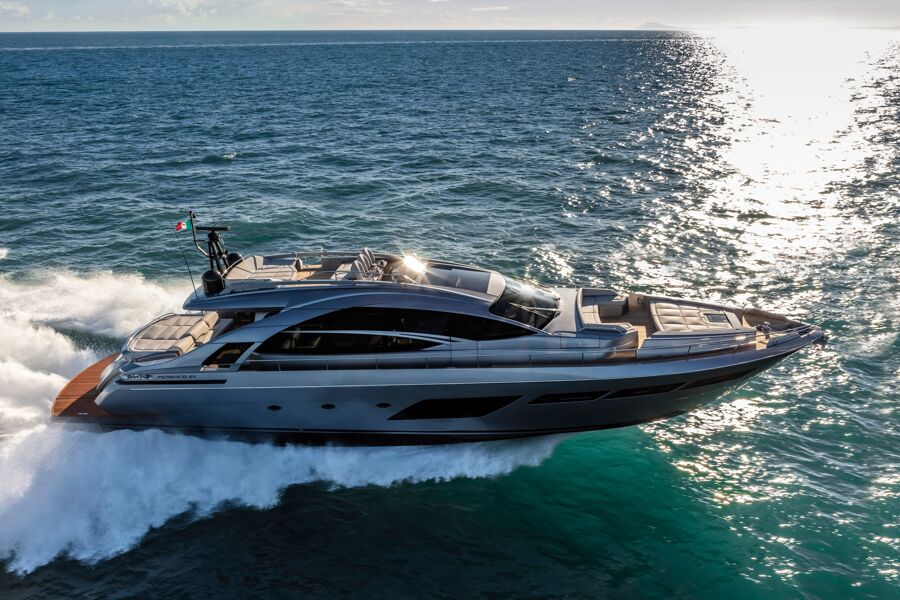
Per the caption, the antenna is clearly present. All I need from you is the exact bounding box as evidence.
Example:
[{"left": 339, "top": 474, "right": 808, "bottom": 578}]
[
  {"left": 189, "top": 210, "right": 208, "bottom": 256},
  {"left": 182, "top": 208, "right": 234, "bottom": 274},
  {"left": 173, "top": 226, "right": 199, "bottom": 299}
]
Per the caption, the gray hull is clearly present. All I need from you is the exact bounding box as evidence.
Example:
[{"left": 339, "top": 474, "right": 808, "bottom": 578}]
[{"left": 77, "top": 347, "right": 796, "bottom": 445}]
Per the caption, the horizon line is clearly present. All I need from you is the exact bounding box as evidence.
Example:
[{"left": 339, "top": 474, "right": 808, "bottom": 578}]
[{"left": 2, "top": 25, "right": 899, "bottom": 34}]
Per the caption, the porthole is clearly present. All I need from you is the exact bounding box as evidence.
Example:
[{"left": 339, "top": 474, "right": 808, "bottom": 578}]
[
  {"left": 267, "top": 405, "right": 282, "bottom": 411},
  {"left": 321, "top": 403, "right": 336, "bottom": 410},
  {"left": 376, "top": 402, "right": 391, "bottom": 408}
]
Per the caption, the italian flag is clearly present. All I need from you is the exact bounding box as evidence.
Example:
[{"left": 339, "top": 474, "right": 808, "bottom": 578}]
[{"left": 175, "top": 217, "right": 192, "bottom": 232}]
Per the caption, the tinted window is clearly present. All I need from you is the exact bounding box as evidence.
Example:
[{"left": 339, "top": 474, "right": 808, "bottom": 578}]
[
  {"left": 256, "top": 331, "right": 437, "bottom": 355},
  {"left": 682, "top": 367, "right": 756, "bottom": 389},
  {"left": 449, "top": 314, "right": 530, "bottom": 341},
  {"left": 296, "top": 307, "right": 532, "bottom": 341},
  {"left": 530, "top": 390, "right": 609, "bottom": 404},
  {"left": 421, "top": 266, "right": 492, "bottom": 293},
  {"left": 202, "top": 343, "right": 253, "bottom": 368},
  {"left": 388, "top": 396, "right": 519, "bottom": 420},
  {"left": 607, "top": 383, "right": 682, "bottom": 399},
  {"left": 490, "top": 277, "right": 559, "bottom": 329},
  {"left": 300, "top": 307, "right": 449, "bottom": 336}
]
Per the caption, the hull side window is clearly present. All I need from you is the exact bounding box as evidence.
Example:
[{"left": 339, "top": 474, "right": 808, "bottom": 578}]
[
  {"left": 607, "top": 383, "right": 682, "bottom": 398},
  {"left": 530, "top": 390, "right": 609, "bottom": 404},
  {"left": 681, "top": 367, "right": 757, "bottom": 389},
  {"left": 388, "top": 396, "right": 519, "bottom": 420}
]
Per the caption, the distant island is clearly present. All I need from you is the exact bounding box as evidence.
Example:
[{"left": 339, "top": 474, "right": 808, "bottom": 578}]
[{"left": 636, "top": 22, "right": 681, "bottom": 31}]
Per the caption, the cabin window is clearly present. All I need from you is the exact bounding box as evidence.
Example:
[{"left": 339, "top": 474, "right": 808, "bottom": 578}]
[
  {"left": 420, "top": 265, "right": 492, "bottom": 293},
  {"left": 606, "top": 383, "right": 682, "bottom": 399},
  {"left": 295, "top": 307, "right": 533, "bottom": 341},
  {"left": 256, "top": 331, "right": 439, "bottom": 355},
  {"left": 299, "top": 307, "right": 447, "bottom": 336},
  {"left": 489, "top": 277, "right": 559, "bottom": 329},
  {"left": 388, "top": 396, "right": 519, "bottom": 420},
  {"left": 682, "top": 367, "right": 757, "bottom": 389},
  {"left": 529, "top": 390, "right": 609, "bottom": 404},
  {"left": 202, "top": 343, "right": 253, "bottom": 368},
  {"left": 448, "top": 314, "right": 532, "bottom": 341}
]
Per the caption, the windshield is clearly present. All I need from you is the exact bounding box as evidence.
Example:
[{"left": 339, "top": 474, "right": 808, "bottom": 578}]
[{"left": 489, "top": 277, "right": 559, "bottom": 329}]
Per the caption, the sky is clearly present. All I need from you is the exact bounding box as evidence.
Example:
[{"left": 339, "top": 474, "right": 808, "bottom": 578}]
[{"left": 0, "top": 0, "right": 898, "bottom": 32}]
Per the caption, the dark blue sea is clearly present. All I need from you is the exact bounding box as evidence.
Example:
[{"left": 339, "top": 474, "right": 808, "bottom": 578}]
[{"left": 0, "top": 30, "right": 898, "bottom": 599}]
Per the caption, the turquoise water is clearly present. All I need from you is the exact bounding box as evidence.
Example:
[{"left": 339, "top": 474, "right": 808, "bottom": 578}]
[{"left": 0, "top": 30, "right": 898, "bottom": 598}]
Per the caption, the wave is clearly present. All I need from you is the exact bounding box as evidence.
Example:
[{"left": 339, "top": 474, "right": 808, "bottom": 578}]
[
  {"left": 0, "top": 271, "right": 563, "bottom": 575},
  {"left": 201, "top": 151, "right": 241, "bottom": 164}
]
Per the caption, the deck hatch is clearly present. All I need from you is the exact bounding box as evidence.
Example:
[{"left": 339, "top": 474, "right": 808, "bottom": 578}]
[{"left": 388, "top": 396, "right": 519, "bottom": 420}]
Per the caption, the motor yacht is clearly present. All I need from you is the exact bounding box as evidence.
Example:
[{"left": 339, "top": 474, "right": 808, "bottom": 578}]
[{"left": 52, "top": 217, "right": 827, "bottom": 444}]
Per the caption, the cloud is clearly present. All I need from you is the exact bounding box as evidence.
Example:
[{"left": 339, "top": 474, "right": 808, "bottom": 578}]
[
  {"left": 327, "top": 0, "right": 395, "bottom": 15},
  {"left": 147, "top": 0, "right": 218, "bottom": 19},
  {"left": 471, "top": 5, "right": 509, "bottom": 12},
  {"left": 0, "top": 1, "right": 31, "bottom": 17},
  {"left": 331, "top": 0, "right": 394, "bottom": 7}
]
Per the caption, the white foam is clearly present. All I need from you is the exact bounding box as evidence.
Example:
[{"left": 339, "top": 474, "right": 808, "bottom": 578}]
[
  {"left": 0, "top": 426, "right": 559, "bottom": 574},
  {"left": 0, "top": 248, "right": 8, "bottom": 260},
  {"left": 0, "top": 360, "right": 69, "bottom": 424},
  {"left": 0, "top": 271, "right": 189, "bottom": 338},
  {"left": 0, "top": 271, "right": 563, "bottom": 575},
  {"left": 0, "top": 271, "right": 184, "bottom": 424},
  {"left": 0, "top": 319, "right": 95, "bottom": 378}
]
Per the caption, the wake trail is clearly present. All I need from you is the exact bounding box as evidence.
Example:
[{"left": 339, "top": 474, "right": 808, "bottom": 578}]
[{"left": 0, "top": 271, "right": 562, "bottom": 575}]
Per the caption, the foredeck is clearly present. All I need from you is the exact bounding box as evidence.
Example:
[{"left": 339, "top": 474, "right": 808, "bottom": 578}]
[{"left": 52, "top": 354, "right": 117, "bottom": 417}]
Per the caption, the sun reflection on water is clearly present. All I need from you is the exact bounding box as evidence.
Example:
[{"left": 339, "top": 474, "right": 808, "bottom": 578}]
[
  {"left": 628, "top": 27, "right": 900, "bottom": 589},
  {"left": 605, "top": 28, "right": 900, "bottom": 309}
]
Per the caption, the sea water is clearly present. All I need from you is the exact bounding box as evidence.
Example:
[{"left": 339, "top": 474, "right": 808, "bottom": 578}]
[{"left": 0, "top": 30, "right": 897, "bottom": 598}]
